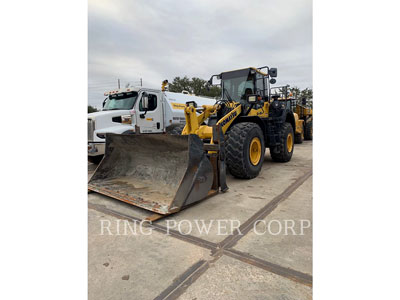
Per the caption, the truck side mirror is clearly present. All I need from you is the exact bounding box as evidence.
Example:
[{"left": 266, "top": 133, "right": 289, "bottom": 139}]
[
  {"left": 269, "top": 68, "right": 278, "bottom": 78},
  {"left": 270, "top": 78, "right": 276, "bottom": 84},
  {"left": 141, "top": 93, "right": 149, "bottom": 110},
  {"left": 207, "top": 74, "right": 220, "bottom": 86}
]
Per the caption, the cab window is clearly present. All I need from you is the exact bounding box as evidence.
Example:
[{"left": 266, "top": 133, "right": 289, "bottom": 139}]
[
  {"left": 139, "top": 94, "right": 157, "bottom": 111},
  {"left": 103, "top": 91, "right": 138, "bottom": 111},
  {"left": 255, "top": 73, "right": 264, "bottom": 96}
]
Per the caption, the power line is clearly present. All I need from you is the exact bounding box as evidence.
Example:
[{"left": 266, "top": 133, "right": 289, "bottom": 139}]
[
  {"left": 89, "top": 79, "right": 141, "bottom": 83},
  {"left": 88, "top": 82, "right": 140, "bottom": 87}
]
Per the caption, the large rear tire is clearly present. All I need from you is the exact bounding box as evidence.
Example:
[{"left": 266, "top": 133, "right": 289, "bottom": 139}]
[
  {"left": 304, "top": 120, "right": 313, "bottom": 140},
  {"left": 225, "top": 122, "right": 265, "bottom": 179},
  {"left": 270, "top": 122, "right": 294, "bottom": 162}
]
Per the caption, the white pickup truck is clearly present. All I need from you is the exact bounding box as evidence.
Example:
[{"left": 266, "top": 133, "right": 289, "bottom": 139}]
[{"left": 88, "top": 86, "right": 216, "bottom": 162}]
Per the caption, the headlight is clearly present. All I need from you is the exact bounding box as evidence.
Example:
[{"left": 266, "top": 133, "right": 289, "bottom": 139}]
[
  {"left": 121, "top": 115, "right": 132, "bottom": 124},
  {"left": 247, "top": 95, "right": 256, "bottom": 103}
]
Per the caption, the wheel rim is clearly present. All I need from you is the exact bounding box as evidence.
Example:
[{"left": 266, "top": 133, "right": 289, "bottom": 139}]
[
  {"left": 287, "top": 133, "right": 293, "bottom": 152},
  {"left": 249, "top": 137, "right": 262, "bottom": 165}
]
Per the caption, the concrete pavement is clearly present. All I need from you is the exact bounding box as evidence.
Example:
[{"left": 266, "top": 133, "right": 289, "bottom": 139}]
[{"left": 88, "top": 141, "right": 312, "bottom": 299}]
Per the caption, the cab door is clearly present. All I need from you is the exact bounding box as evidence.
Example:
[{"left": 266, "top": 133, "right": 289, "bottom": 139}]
[{"left": 135, "top": 91, "right": 163, "bottom": 133}]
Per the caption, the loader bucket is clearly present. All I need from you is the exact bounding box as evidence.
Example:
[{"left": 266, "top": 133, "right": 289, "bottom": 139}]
[{"left": 88, "top": 133, "right": 217, "bottom": 215}]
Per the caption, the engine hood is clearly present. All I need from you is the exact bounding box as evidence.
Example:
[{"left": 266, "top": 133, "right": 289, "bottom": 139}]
[
  {"left": 88, "top": 109, "right": 135, "bottom": 133},
  {"left": 88, "top": 109, "right": 132, "bottom": 120}
]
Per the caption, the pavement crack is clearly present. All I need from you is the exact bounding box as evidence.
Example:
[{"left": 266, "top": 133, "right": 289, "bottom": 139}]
[
  {"left": 218, "top": 169, "right": 312, "bottom": 250},
  {"left": 223, "top": 248, "right": 312, "bottom": 287}
]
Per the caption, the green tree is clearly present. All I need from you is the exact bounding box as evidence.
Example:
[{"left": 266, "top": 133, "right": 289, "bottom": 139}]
[
  {"left": 168, "top": 76, "right": 221, "bottom": 98},
  {"left": 288, "top": 86, "right": 312, "bottom": 100},
  {"left": 88, "top": 105, "right": 98, "bottom": 113},
  {"left": 289, "top": 87, "right": 301, "bottom": 98},
  {"left": 300, "top": 88, "right": 313, "bottom": 100}
]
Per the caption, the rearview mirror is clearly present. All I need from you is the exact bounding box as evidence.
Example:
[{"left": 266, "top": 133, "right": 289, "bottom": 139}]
[
  {"left": 269, "top": 68, "right": 278, "bottom": 77},
  {"left": 206, "top": 77, "right": 212, "bottom": 91},
  {"left": 208, "top": 74, "right": 221, "bottom": 86},
  {"left": 141, "top": 93, "right": 149, "bottom": 110}
]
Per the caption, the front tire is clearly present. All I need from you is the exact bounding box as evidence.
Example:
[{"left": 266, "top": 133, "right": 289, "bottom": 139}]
[
  {"left": 225, "top": 122, "right": 265, "bottom": 179},
  {"left": 270, "top": 122, "right": 294, "bottom": 162},
  {"left": 88, "top": 155, "right": 103, "bottom": 164}
]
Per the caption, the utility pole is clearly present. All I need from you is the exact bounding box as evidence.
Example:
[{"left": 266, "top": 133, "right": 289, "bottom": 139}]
[{"left": 118, "top": 79, "right": 120, "bottom": 89}]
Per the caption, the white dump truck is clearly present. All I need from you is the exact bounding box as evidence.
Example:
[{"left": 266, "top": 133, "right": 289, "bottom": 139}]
[{"left": 88, "top": 85, "right": 217, "bottom": 161}]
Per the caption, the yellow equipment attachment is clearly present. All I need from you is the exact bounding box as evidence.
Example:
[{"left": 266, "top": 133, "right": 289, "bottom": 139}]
[{"left": 182, "top": 102, "right": 242, "bottom": 139}]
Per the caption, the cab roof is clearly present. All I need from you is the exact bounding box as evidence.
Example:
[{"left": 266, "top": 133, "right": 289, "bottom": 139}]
[{"left": 220, "top": 67, "right": 268, "bottom": 80}]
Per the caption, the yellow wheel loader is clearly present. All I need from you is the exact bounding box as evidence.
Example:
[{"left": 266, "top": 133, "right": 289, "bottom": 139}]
[
  {"left": 295, "top": 97, "right": 313, "bottom": 141},
  {"left": 88, "top": 66, "right": 297, "bottom": 216},
  {"left": 270, "top": 85, "right": 305, "bottom": 144}
]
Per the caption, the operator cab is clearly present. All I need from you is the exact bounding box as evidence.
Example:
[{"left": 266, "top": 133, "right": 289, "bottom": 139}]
[{"left": 208, "top": 67, "right": 278, "bottom": 108}]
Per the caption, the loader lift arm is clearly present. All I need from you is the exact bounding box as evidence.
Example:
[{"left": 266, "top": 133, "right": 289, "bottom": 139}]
[{"left": 182, "top": 101, "right": 243, "bottom": 141}]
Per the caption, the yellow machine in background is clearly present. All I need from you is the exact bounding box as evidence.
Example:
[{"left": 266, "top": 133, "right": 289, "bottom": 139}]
[
  {"left": 89, "top": 66, "right": 297, "bottom": 216},
  {"left": 295, "top": 98, "right": 313, "bottom": 141},
  {"left": 294, "top": 113, "right": 305, "bottom": 143},
  {"left": 270, "top": 86, "right": 312, "bottom": 144}
]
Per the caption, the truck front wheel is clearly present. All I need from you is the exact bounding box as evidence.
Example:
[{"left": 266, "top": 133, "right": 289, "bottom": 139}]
[{"left": 88, "top": 155, "right": 103, "bottom": 164}]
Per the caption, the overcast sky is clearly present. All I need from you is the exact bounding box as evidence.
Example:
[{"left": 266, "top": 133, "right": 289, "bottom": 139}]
[{"left": 88, "top": 0, "right": 312, "bottom": 108}]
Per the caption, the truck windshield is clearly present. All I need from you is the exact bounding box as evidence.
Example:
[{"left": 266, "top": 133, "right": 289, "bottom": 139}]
[
  {"left": 103, "top": 92, "right": 138, "bottom": 110},
  {"left": 222, "top": 74, "right": 255, "bottom": 103}
]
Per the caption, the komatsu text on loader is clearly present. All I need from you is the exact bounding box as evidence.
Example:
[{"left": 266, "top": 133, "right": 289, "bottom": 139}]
[{"left": 88, "top": 66, "right": 297, "bottom": 217}]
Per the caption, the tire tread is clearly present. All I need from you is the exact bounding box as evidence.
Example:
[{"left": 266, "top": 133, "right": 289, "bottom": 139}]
[{"left": 225, "top": 122, "right": 264, "bottom": 179}]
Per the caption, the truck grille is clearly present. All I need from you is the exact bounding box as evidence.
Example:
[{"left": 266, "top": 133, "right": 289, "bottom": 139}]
[{"left": 88, "top": 119, "right": 95, "bottom": 141}]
